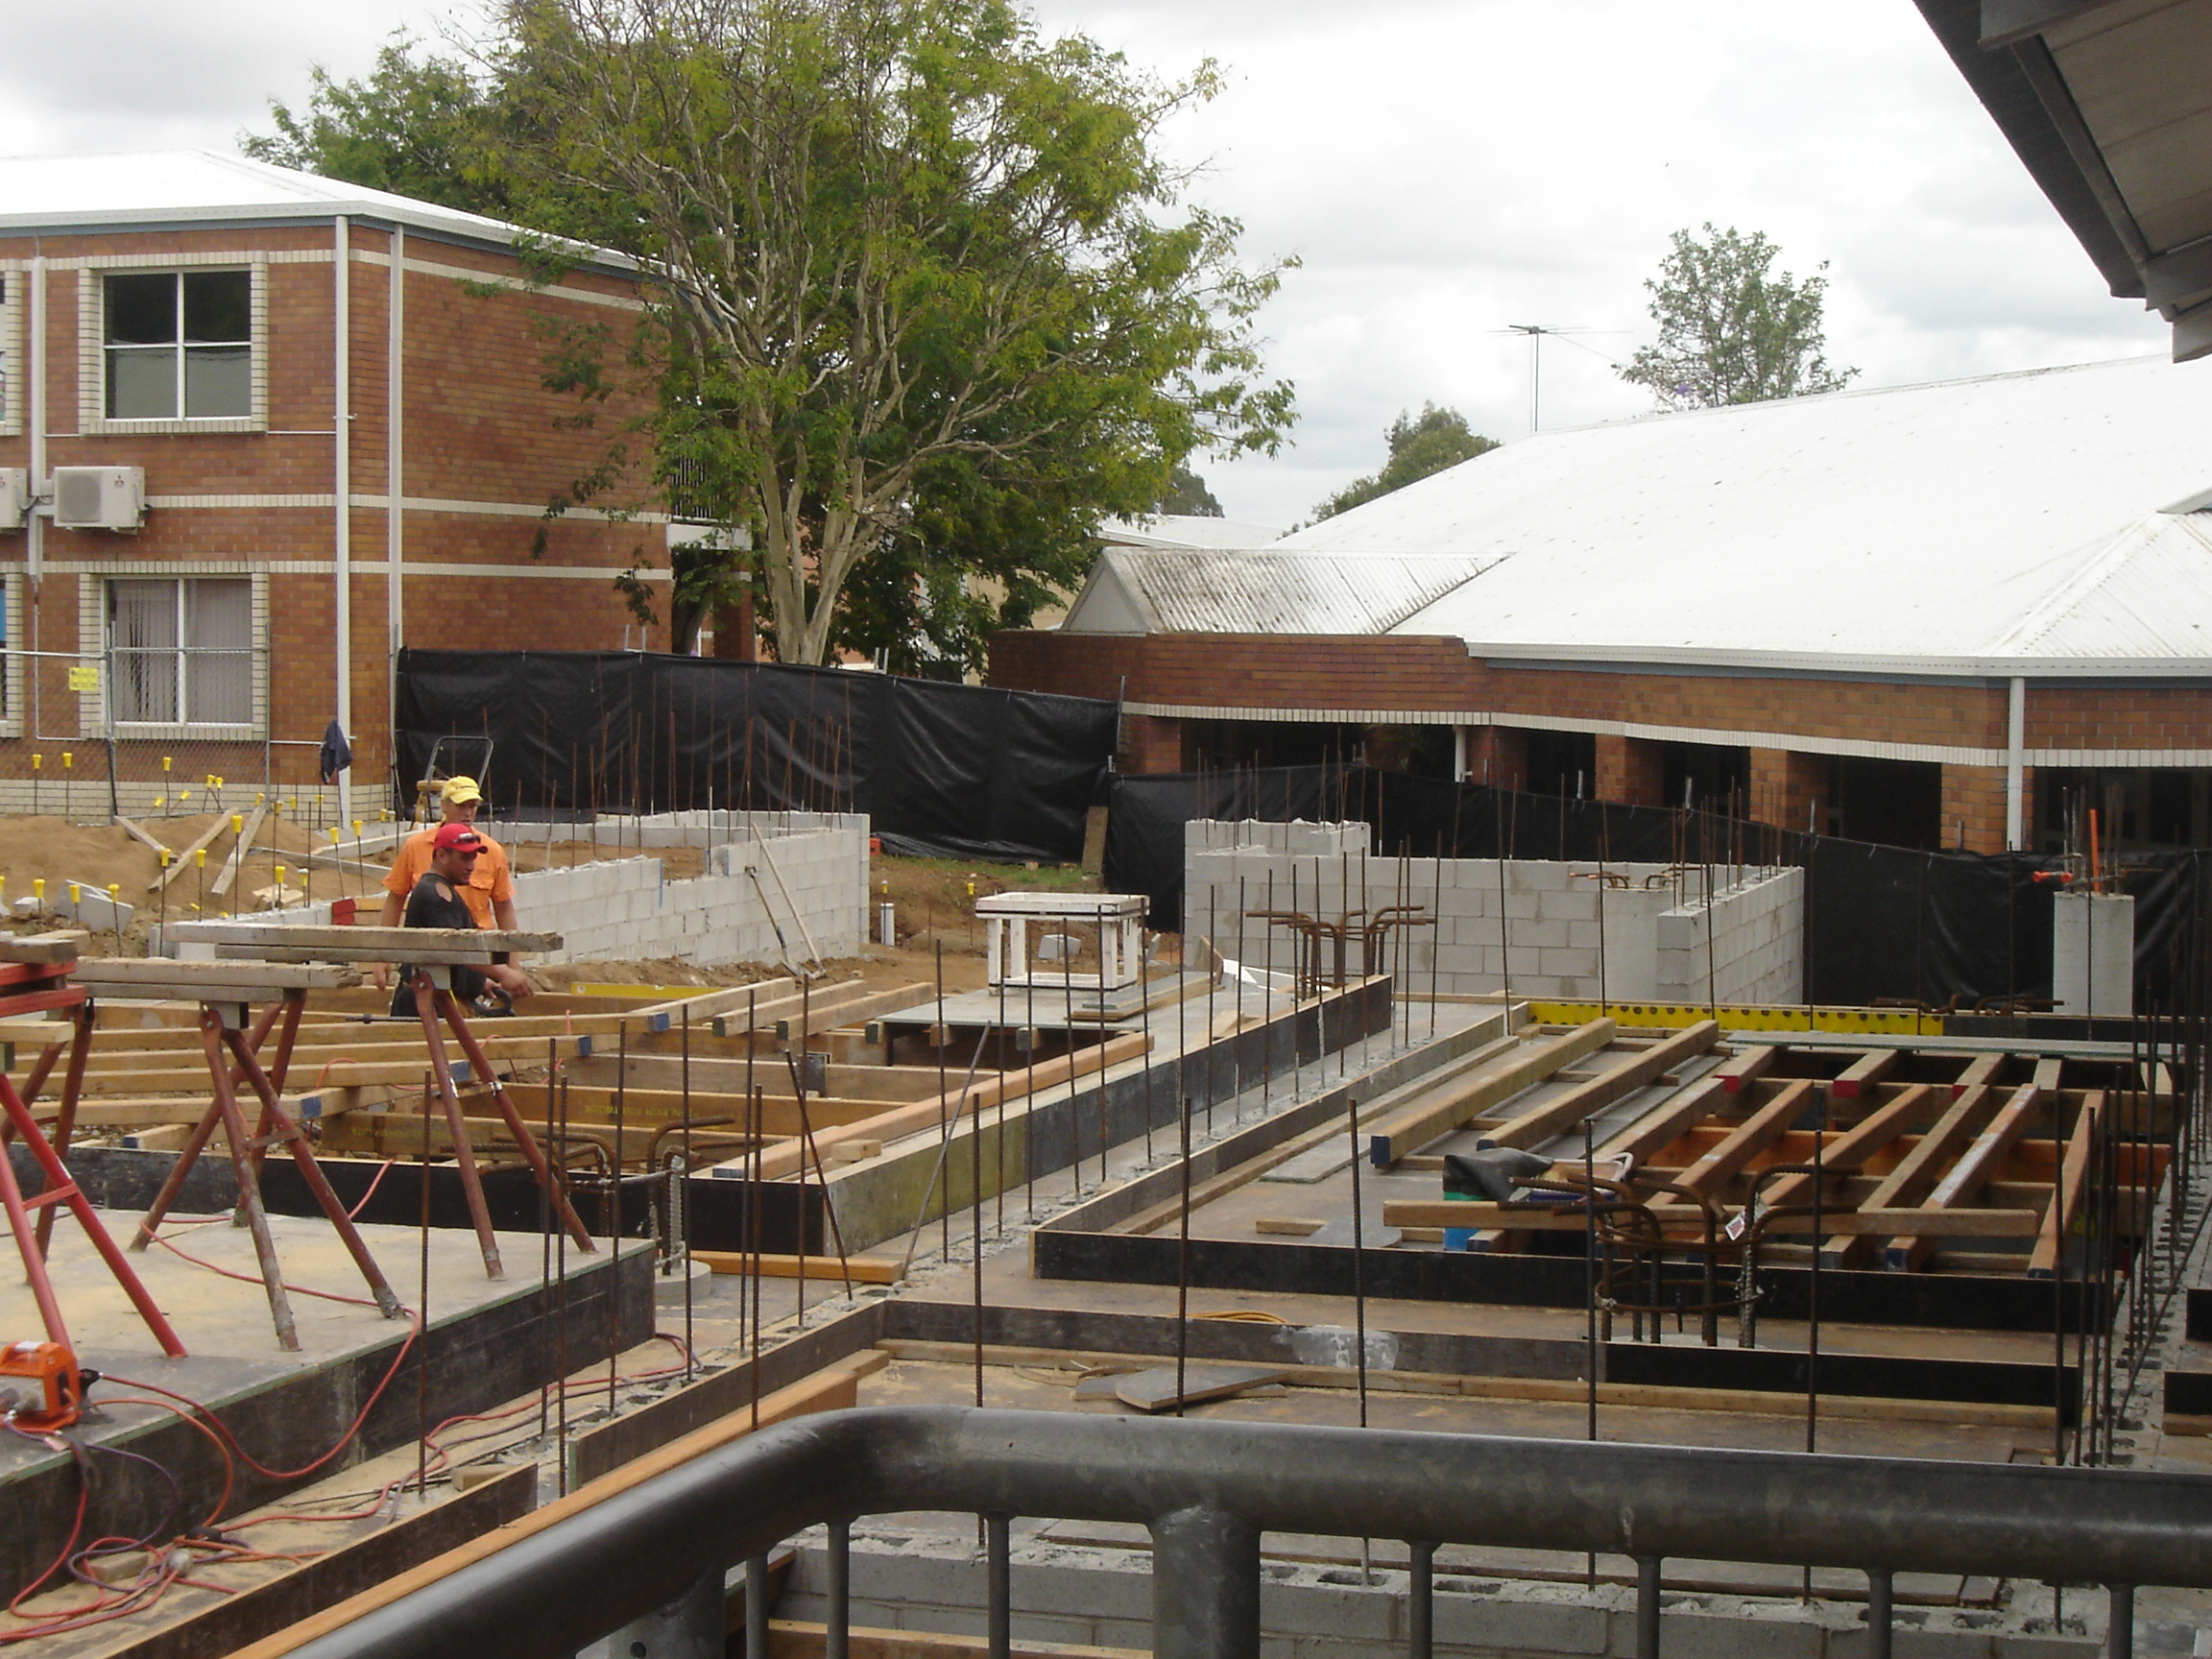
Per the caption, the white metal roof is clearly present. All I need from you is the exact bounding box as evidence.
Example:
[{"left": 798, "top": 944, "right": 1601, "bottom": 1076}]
[
  {"left": 1063, "top": 547, "right": 1503, "bottom": 636},
  {"left": 1097, "top": 514, "right": 1284, "bottom": 551},
  {"left": 0, "top": 151, "right": 634, "bottom": 272},
  {"left": 1176, "top": 355, "right": 2212, "bottom": 677}
]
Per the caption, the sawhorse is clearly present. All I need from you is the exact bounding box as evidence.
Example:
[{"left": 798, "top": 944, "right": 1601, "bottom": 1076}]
[
  {"left": 164, "top": 923, "right": 596, "bottom": 1282},
  {"left": 0, "top": 951, "right": 185, "bottom": 1358},
  {"left": 75, "top": 959, "right": 405, "bottom": 1352}
]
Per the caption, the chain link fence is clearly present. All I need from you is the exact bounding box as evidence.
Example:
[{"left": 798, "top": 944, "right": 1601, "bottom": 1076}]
[{"left": 0, "top": 646, "right": 379, "bottom": 833}]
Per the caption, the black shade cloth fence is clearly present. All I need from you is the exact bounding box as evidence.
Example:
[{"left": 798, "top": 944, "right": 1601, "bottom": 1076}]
[
  {"left": 1104, "top": 763, "right": 2206, "bottom": 1012},
  {"left": 393, "top": 650, "right": 1118, "bottom": 865}
]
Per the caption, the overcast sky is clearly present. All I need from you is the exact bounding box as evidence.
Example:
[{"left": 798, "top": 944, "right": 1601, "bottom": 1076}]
[{"left": 0, "top": 0, "right": 2171, "bottom": 528}]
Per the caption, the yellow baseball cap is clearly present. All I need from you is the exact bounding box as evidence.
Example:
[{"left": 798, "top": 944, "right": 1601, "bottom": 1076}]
[{"left": 442, "top": 776, "right": 483, "bottom": 805}]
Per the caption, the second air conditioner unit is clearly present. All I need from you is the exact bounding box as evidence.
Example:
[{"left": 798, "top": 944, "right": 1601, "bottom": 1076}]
[
  {"left": 0, "top": 469, "right": 27, "bottom": 531},
  {"left": 51, "top": 467, "right": 146, "bottom": 532}
]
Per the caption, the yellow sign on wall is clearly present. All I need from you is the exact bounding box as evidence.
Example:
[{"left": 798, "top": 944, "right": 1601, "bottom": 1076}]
[{"left": 65, "top": 665, "right": 99, "bottom": 691}]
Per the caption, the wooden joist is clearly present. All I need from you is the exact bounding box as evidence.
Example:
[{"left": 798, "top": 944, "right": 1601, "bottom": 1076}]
[
  {"left": 1671, "top": 1078, "right": 1816, "bottom": 1200},
  {"left": 0, "top": 931, "right": 86, "bottom": 965},
  {"left": 1487, "top": 1020, "right": 1719, "bottom": 1151},
  {"left": 1949, "top": 1053, "right": 2004, "bottom": 1099},
  {"left": 1596, "top": 1076, "right": 1726, "bottom": 1165},
  {"left": 1364, "top": 1019, "right": 1617, "bottom": 1167},
  {"left": 773, "top": 982, "right": 934, "bottom": 1044},
  {"left": 1821, "top": 1082, "right": 2003, "bottom": 1267},
  {"left": 1745, "top": 1083, "right": 1935, "bottom": 1218},
  {"left": 1718, "top": 1046, "right": 1776, "bottom": 1094},
  {"left": 695, "top": 1250, "right": 904, "bottom": 1284},
  {"left": 628, "top": 976, "right": 799, "bottom": 1031},
  {"left": 1827, "top": 1048, "right": 1898, "bottom": 1099},
  {"left": 1888, "top": 1082, "right": 2045, "bottom": 1271},
  {"left": 2029, "top": 1091, "right": 2102, "bottom": 1279},
  {"left": 1379, "top": 1199, "right": 2042, "bottom": 1238}
]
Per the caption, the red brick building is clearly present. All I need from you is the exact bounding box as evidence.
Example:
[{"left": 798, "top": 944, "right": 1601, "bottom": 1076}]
[
  {"left": 0, "top": 152, "right": 667, "bottom": 818},
  {"left": 992, "top": 356, "right": 2212, "bottom": 855}
]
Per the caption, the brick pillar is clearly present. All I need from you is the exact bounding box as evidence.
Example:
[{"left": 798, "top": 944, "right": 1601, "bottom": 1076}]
[
  {"left": 1595, "top": 734, "right": 1665, "bottom": 805},
  {"left": 1749, "top": 748, "right": 1830, "bottom": 835},
  {"left": 1465, "top": 727, "right": 1527, "bottom": 791},
  {"left": 709, "top": 595, "right": 757, "bottom": 661},
  {"left": 1939, "top": 763, "right": 2012, "bottom": 854},
  {"left": 1121, "top": 713, "right": 1185, "bottom": 774}
]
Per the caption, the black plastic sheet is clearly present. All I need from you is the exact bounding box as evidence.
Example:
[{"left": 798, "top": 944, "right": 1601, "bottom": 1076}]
[{"left": 394, "top": 649, "right": 1118, "bottom": 864}]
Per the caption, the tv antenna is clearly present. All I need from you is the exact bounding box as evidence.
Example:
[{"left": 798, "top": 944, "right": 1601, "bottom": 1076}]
[{"left": 1494, "top": 325, "right": 1623, "bottom": 434}]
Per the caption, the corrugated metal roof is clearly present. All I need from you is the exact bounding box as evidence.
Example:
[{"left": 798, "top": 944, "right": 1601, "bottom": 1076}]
[
  {"left": 1064, "top": 548, "right": 1503, "bottom": 636},
  {"left": 1222, "top": 355, "right": 2212, "bottom": 675},
  {"left": 1988, "top": 513, "right": 2212, "bottom": 661},
  {"left": 1098, "top": 515, "right": 1283, "bottom": 551},
  {"left": 0, "top": 151, "right": 634, "bottom": 271}
]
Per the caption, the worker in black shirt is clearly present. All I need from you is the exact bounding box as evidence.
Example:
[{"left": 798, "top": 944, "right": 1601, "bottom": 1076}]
[{"left": 392, "top": 822, "right": 491, "bottom": 1015}]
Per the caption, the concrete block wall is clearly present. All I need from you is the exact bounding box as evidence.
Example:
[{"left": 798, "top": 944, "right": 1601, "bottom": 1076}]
[
  {"left": 1652, "top": 866, "right": 1803, "bottom": 1006},
  {"left": 181, "top": 812, "right": 868, "bottom": 969},
  {"left": 1185, "top": 823, "right": 1804, "bottom": 1004},
  {"left": 1184, "top": 818, "right": 1370, "bottom": 859},
  {"left": 2054, "top": 890, "right": 2134, "bottom": 1016}
]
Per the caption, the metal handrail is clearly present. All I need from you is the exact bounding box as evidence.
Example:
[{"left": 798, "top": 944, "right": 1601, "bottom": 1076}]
[{"left": 291, "top": 1405, "right": 2208, "bottom": 1659}]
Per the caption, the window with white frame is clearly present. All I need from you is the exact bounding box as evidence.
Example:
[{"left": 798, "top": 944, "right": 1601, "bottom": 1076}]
[
  {"left": 108, "top": 578, "right": 252, "bottom": 727},
  {"left": 103, "top": 271, "right": 252, "bottom": 421}
]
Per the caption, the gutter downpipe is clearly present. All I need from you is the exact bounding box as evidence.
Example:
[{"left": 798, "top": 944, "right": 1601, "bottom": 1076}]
[
  {"left": 334, "top": 216, "right": 353, "bottom": 824},
  {"left": 386, "top": 224, "right": 404, "bottom": 763},
  {"left": 2006, "top": 677, "right": 2026, "bottom": 851}
]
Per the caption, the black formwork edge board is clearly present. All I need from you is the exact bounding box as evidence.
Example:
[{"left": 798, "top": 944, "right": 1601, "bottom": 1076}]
[
  {"left": 0, "top": 1240, "right": 652, "bottom": 1605},
  {"left": 565, "top": 1302, "right": 889, "bottom": 1488},
  {"left": 2164, "top": 1368, "right": 2212, "bottom": 1417},
  {"left": 1030, "top": 1228, "right": 2109, "bottom": 1338},
  {"left": 688, "top": 978, "right": 1397, "bottom": 1255},
  {"left": 878, "top": 1298, "right": 2077, "bottom": 1419},
  {"left": 2188, "top": 1286, "right": 2212, "bottom": 1342}
]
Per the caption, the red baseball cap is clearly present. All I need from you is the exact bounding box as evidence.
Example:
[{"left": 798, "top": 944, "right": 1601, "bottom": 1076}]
[{"left": 433, "top": 823, "right": 486, "bottom": 854}]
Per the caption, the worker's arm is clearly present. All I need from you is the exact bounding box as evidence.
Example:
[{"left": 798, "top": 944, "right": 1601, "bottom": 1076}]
[
  {"left": 486, "top": 897, "right": 533, "bottom": 999},
  {"left": 372, "top": 892, "right": 407, "bottom": 991}
]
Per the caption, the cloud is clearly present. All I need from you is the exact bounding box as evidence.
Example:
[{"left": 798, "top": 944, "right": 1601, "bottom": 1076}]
[{"left": 0, "top": 0, "right": 2170, "bottom": 528}]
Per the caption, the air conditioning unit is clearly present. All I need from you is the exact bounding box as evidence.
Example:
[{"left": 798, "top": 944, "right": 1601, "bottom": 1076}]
[
  {"left": 51, "top": 467, "right": 146, "bottom": 532},
  {"left": 0, "top": 469, "right": 27, "bottom": 531}
]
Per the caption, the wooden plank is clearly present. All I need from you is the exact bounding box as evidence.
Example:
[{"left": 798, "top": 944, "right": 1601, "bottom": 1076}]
[
  {"left": 1365, "top": 1019, "right": 1617, "bottom": 1167},
  {"left": 1718, "top": 1046, "right": 1776, "bottom": 1094},
  {"left": 170, "top": 921, "right": 562, "bottom": 953},
  {"left": 499, "top": 1081, "right": 906, "bottom": 1139},
  {"left": 152, "top": 815, "right": 236, "bottom": 891},
  {"left": 1379, "top": 1199, "right": 2042, "bottom": 1237},
  {"left": 1950, "top": 1054, "right": 2004, "bottom": 1099},
  {"left": 1888, "top": 1082, "right": 2046, "bottom": 1271},
  {"left": 1828, "top": 1049, "right": 1899, "bottom": 1100},
  {"left": 230, "top": 1354, "right": 888, "bottom": 1659},
  {"left": 1821, "top": 1083, "right": 2004, "bottom": 1267},
  {"left": 2028, "top": 1092, "right": 2101, "bottom": 1279},
  {"left": 754, "top": 1030, "right": 1151, "bottom": 1181},
  {"left": 1743, "top": 1083, "right": 1936, "bottom": 1218},
  {"left": 1671, "top": 1078, "right": 1816, "bottom": 1199},
  {"left": 0, "top": 931, "right": 84, "bottom": 966},
  {"left": 629, "top": 976, "right": 799, "bottom": 1032},
  {"left": 1488, "top": 1021, "right": 1720, "bottom": 1151},
  {"left": 775, "top": 982, "right": 934, "bottom": 1043},
  {"left": 695, "top": 1250, "right": 904, "bottom": 1284},
  {"left": 75, "top": 957, "right": 349, "bottom": 990},
  {"left": 209, "top": 802, "right": 271, "bottom": 898},
  {"left": 1595, "top": 1075, "right": 1726, "bottom": 1165},
  {"left": 2032, "top": 1056, "right": 2065, "bottom": 1092},
  {"left": 113, "top": 814, "right": 172, "bottom": 859}
]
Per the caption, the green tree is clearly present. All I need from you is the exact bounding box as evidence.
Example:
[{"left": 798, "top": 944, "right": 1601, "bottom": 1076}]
[
  {"left": 1313, "top": 403, "right": 1496, "bottom": 520},
  {"left": 244, "top": 9, "right": 1290, "bottom": 669},
  {"left": 1619, "top": 224, "right": 1857, "bottom": 410},
  {"left": 1155, "top": 464, "right": 1222, "bottom": 517},
  {"left": 520, "top": 0, "right": 1290, "bottom": 665}
]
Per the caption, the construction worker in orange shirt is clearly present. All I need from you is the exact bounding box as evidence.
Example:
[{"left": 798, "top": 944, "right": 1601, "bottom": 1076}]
[{"left": 371, "top": 776, "right": 533, "bottom": 1005}]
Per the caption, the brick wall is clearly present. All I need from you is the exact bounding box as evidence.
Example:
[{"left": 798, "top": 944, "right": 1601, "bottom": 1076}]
[
  {"left": 1596, "top": 734, "right": 1665, "bottom": 805},
  {"left": 0, "top": 221, "right": 658, "bottom": 796}
]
